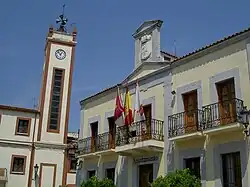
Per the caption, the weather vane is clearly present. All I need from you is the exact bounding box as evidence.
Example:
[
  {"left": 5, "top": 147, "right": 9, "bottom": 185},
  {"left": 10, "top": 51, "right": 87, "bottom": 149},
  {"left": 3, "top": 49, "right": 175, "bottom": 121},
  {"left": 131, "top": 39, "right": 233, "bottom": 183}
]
[{"left": 56, "top": 4, "right": 68, "bottom": 32}]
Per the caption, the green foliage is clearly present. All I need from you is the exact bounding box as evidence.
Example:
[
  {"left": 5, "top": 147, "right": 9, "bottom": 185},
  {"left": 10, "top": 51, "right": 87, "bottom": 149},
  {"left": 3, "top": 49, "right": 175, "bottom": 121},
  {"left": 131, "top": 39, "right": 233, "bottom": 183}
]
[
  {"left": 151, "top": 169, "right": 201, "bottom": 187},
  {"left": 81, "top": 176, "right": 116, "bottom": 187}
]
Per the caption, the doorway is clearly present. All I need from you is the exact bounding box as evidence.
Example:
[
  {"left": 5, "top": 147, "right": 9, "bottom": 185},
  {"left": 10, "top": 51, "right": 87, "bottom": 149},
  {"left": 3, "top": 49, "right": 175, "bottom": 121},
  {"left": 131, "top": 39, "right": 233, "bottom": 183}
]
[
  {"left": 139, "top": 164, "right": 153, "bottom": 187},
  {"left": 142, "top": 104, "right": 152, "bottom": 140}
]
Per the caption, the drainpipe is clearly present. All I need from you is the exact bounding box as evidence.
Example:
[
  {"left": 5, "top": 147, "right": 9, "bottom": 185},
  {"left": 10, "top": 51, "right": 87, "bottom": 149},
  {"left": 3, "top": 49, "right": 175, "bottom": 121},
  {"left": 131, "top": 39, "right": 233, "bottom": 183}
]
[{"left": 27, "top": 112, "right": 38, "bottom": 187}]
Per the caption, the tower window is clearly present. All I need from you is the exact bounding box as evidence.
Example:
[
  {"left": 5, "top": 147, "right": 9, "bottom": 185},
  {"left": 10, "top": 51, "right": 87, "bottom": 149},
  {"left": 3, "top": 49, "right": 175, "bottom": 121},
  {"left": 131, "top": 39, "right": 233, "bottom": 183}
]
[{"left": 47, "top": 68, "right": 65, "bottom": 133}]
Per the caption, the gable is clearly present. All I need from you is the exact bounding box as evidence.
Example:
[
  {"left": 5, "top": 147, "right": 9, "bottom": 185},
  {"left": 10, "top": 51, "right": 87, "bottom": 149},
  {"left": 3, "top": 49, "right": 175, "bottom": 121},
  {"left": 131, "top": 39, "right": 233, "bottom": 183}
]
[
  {"left": 133, "top": 20, "right": 163, "bottom": 38},
  {"left": 123, "top": 63, "right": 167, "bottom": 84}
]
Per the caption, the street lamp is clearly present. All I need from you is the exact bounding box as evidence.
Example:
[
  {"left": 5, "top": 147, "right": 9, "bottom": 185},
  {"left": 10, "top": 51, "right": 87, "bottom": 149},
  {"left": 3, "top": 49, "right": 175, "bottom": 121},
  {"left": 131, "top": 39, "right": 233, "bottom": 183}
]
[
  {"left": 240, "top": 106, "right": 250, "bottom": 136},
  {"left": 34, "top": 164, "right": 39, "bottom": 187}
]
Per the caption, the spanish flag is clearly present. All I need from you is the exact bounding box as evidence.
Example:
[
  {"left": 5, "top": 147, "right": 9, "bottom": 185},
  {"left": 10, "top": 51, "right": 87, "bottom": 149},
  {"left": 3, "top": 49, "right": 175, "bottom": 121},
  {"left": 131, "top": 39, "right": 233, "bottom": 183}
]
[{"left": 124, "top": 87, "right": 134, "bottom": 126}]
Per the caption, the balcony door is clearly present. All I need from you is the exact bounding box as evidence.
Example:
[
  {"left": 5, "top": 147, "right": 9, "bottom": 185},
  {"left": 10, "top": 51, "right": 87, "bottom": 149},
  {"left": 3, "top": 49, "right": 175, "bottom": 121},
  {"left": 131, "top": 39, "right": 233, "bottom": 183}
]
[
  {"left": 90, "top": 122, "right": 98, "bottom": 152},
  {"left": 216, "top": 78, "right": 236, "bottom": 125},
  {"left": 108, "top": 117, "right": 116, "bottom": 149},
  {"left": 143, "top": 104, "right": 152, "bottom": 140},
  {"left": 183, "top": 90, "right": 198, "bottom": 133}
]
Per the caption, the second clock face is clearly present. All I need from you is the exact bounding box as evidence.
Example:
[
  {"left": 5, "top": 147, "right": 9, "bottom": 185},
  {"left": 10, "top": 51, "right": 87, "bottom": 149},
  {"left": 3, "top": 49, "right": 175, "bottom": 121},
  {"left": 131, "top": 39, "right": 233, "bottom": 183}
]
[{"left": 55, "top": 49, "right": 66, "bottom": 60}]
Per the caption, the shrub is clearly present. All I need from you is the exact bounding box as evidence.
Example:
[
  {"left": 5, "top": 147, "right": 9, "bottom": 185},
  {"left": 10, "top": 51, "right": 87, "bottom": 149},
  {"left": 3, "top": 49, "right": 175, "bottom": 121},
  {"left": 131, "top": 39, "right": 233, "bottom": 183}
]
[
  {"left": 81, "top": 176, "right": 116, "bottom": 187},
  {"left": 151, "top": 169, "right": 201, "bottom": 187}
]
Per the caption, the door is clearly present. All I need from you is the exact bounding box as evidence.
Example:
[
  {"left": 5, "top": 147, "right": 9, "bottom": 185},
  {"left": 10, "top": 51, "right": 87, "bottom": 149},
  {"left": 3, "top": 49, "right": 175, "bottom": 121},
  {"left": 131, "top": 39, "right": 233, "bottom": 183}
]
[
  {"left": 143, "top": 104, "right": 152, "bottom": 140},
  {"left": 108, "top": 117, "right": 116, "bottom": 149},
  {"left": 183, "top": 91, "right": 198, "bottom": 133},
  {"left": 90, "top": 122, "right": 98, "bottom": 152},
  {"left": 216, "top": 78, "right": 236, "bottom": 125},
  {"left": 139, "top": 164, "right": 153, "bottom": 187}
]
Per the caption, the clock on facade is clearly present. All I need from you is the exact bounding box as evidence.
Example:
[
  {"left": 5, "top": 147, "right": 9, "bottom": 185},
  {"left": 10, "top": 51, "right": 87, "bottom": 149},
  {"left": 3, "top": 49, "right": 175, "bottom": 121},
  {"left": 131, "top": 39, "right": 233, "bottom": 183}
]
[{"left": 55, "top": 49, "right": 66, "bottom": 60}]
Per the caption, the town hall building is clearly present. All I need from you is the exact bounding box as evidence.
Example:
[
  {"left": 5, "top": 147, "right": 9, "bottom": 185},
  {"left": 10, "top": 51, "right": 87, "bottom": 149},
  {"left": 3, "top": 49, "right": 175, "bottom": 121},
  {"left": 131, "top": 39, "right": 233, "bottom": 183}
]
[{"left": 76, "top": 19, "right": 250, "bottom": 187}]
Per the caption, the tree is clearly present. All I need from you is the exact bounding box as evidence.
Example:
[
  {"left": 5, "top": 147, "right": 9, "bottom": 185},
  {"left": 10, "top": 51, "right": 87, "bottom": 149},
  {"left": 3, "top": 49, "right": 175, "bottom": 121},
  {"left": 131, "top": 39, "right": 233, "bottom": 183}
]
[
  {"left": 81, "top": 176, "right": 116, "bottom": 187},
  {"left": 151, "top": 169, "right": 201, "bottom": 187}
]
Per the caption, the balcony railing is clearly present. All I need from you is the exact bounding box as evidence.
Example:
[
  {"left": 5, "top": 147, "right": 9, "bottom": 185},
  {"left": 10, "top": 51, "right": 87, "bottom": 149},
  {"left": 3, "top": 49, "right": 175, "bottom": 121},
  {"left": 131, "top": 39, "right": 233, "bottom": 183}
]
[
  {"left": 78, "top": 132, "right": 113, "bottom": 155},
  {"left": 116, "top": 119, "right": 164, "bottom": 147},
  {"left": 168, "top": 109, "right": 204, "bottom": 138},
  {"left": 77, "top": 119, "right": 164, "bottom": 155},
  {"left": 168, "top": 98, "right": 244, "bottom": 138},
  {"left": 202, "top": 98, "right": 244, "bottom": 130}
]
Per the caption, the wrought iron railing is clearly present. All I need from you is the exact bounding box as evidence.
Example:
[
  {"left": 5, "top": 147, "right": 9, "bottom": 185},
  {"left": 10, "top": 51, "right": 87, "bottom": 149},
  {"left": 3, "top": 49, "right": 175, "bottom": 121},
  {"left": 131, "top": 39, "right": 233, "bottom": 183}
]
[
  {"left": 202, "top": 98, "right": 243, "bottom": 130},
  {"left": 168, "top": 109, "right": 204, "bottom": 138},
  {"left": 168, "top": 98, "right": 244, "bottom": 138},
  {"left": 116, "top": 119, "right": 164, "bottom": 146},
  {"left": 78, "top": 132, "right": 112, "bottom": 155},
  {"left": 77, "top": 119, "right": 164, "bottom": 155}
]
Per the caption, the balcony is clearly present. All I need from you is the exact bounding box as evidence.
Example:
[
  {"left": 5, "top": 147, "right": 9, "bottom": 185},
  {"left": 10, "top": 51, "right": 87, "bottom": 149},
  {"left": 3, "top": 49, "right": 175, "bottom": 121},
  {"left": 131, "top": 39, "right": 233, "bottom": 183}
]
[
  {"left": 77, "top": 132, "right": 115, "bottom": 159},
  {"left": 0, "top": 168, "right": 7, "bottom": 182},
  {"left": 168, "top": 98, "right": 244, "bottom": 140},
  {"left": 202, "top": 98, "right": 243, "bottom": 134},
  {"left": 168, "top": 109, "right": 204, "bottom": 140},
  {"left": 114, "top": 119, "right": 164, "bottom": 156}
]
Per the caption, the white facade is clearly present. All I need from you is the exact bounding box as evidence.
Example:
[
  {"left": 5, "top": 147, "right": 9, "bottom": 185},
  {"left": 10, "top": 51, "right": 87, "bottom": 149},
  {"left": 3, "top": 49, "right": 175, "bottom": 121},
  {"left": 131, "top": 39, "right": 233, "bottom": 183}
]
[{"left": 0, "top": 25, "right": 77, "bottom": 187}]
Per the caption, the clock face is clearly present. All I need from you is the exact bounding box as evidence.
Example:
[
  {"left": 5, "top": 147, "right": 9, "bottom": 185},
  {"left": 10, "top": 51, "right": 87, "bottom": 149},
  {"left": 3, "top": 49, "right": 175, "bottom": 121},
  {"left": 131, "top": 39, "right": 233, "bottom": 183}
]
[{"left": 55, "top": 49, "right": 66, "bottom": 60}]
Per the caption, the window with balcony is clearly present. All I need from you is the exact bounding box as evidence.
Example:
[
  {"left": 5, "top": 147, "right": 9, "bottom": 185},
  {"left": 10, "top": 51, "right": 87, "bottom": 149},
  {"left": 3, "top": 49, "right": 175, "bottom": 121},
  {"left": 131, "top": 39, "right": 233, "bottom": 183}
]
[
  {"left": 90, "top": 122, "right": 98, "bottom": 152},
  {"left": 185, "top": 157, "right": 200, "bottom": 179},
  {"left": 106, "top": 168, "right": 115, "bottom": 183},
  {"left": 88, "top": 170, "right": 96, "bottom": 179},
  {"left": 10, "top": 155, "right": 26, "bottom": 175},
  {"left": 15, "top": 118, "right": 31, "bottom": 136},
  {"left": 222, "top": 152, "right": 242, "bottom": 187},
  {"left": 108, "top": 117, "right": 116, "bottom": 149},
  {"left": 216, "top": 78, "right": 236, "bottom": 125},
  {"left": 182, "top": 90, "right": 198, "bottom": 133},
  {"left": 47, "top": 68, "right": 65, "bottom": 133}
]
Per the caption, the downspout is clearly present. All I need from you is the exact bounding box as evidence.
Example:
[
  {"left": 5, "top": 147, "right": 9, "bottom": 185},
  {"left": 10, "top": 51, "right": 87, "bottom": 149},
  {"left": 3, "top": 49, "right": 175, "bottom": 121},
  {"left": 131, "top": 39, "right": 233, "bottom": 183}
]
[{"left": 27, "top": 112, "right": 38, "bottom": 187}]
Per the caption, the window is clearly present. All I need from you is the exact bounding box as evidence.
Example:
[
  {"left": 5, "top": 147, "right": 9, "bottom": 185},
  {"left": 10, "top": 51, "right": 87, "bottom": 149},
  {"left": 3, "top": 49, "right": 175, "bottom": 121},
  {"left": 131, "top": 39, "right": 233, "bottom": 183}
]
[
  {"left": 106, "top": 168, "right": 115, "bottom": 183},
  {"left": 15, "top": 118, "right": 31, "bottom": 136},
  {"left": 88, "top": 170, "right": 96, "bottom": 179},
  {"left": 182, "top": 90, "right": 198, "bottom": 133},
  {"left": 108, "top": 117, "right": 116, "bottom": 149},
  {"left": 222, "top": 152, "right": 242, "bottom": 187},
  {"left": 90, "top": 122, "right": 98, "bottom": 152},
  {"left": 47, "top": 68, "right": 65, "bottom": 132},
  {"left": 185, "top": 157, "right": 200, "bottom": 179},
  {"left": 0, "top": 114, "right": 2, "bottom": 124},
  {"left": 10, "top": 155, "right": 26, "bottom": 175},
  {"left": 68, "top": 154, "right": 77, "bottom": 172}
]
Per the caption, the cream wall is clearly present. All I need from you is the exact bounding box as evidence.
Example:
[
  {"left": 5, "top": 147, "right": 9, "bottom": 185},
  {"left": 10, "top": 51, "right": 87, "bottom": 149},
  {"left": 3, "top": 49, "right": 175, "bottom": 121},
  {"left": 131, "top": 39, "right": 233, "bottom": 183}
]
[
  {"left": 0, "top": 110, "right": 38, "bottom": 142},
  {"left": 0, "top": 146, "right": 30, "bottom": 187},
  {"left": 39, "top": 42, "right": 73, "bottom": 144},
  {"left": 33, "top": 149, "right": 64, "bottom": 187},
  {"left": 172, "top": 41, "right": 250, "bottom": 113},
  {"left": 67, "top": 173, "right": 76, "bottom": 185}
]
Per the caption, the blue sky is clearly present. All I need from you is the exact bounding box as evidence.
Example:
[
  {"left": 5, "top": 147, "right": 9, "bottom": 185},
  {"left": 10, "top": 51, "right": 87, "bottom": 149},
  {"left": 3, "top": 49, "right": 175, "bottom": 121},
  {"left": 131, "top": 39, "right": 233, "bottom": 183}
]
[{"left": 0, "top": 0, "right": 249, "bottom": 132}]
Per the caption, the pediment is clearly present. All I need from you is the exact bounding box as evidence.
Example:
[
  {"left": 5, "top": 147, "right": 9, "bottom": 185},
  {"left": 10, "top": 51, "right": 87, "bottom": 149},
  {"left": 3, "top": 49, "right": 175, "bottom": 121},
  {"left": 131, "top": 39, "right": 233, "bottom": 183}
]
[
  {"left": 133, "top": 20, "right": 163, "bottom": 38},
  {"left": 122, "top": 62, "right": 167, "bottom": 84}
]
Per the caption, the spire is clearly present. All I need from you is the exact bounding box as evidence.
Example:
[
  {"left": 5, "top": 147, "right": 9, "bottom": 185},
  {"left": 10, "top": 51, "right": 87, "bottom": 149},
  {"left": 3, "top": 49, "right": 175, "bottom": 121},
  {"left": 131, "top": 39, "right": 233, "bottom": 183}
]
[{"left": 56, "top": 4, "right": 68, "bottom": 32}]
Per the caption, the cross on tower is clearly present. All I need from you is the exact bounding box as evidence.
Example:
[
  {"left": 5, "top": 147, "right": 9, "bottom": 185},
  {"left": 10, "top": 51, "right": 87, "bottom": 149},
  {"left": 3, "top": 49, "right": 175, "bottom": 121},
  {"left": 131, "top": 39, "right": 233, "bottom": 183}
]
[{"left": 56, "top": 4, "right": 68, "bottom": 32}]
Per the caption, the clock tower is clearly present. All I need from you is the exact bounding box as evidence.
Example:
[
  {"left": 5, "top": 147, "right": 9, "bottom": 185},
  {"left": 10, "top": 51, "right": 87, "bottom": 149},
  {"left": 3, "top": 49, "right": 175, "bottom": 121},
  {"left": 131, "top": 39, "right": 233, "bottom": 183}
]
[{"left": 37, "top": 24, "right": 77, "bottom": 145}]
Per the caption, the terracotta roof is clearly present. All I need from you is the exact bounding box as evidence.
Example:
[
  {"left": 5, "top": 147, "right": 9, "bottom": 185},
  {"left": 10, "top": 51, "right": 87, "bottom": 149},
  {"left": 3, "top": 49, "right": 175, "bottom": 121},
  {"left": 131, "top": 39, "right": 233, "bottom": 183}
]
[
  {"left": 160, "top": 50, "right": 178, "bottom": 58},
  {"left": 80, "top": 27, "right": 250, "bottom": 105},
  {"left": 0, "top": 104, "right": 39, "bottom": 114}
]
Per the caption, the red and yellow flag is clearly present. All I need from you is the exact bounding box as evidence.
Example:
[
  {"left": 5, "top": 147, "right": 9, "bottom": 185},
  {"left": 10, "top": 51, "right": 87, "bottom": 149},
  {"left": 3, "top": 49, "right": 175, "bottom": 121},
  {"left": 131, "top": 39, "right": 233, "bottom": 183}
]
[{"left": 124, "top": 87, "right": 133, "bottom": 126}]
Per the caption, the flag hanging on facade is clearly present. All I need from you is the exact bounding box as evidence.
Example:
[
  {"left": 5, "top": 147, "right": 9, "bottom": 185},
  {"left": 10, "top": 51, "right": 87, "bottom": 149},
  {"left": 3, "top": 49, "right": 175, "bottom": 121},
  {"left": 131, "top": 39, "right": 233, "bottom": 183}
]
[
  {"left": 124, "top": 87, "right": 133, "bottom": 126},
  {"left": 134, "top": 81, "right": 145, "bottom": 122},
  {"left": 114, "top": 86, "right": 124, "bottom": 127}
]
